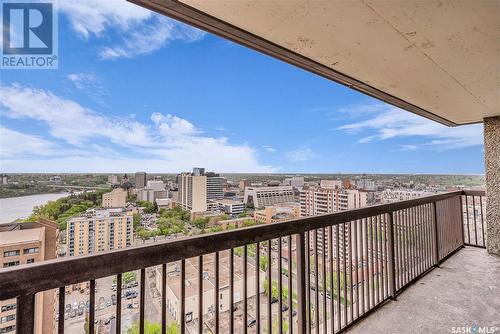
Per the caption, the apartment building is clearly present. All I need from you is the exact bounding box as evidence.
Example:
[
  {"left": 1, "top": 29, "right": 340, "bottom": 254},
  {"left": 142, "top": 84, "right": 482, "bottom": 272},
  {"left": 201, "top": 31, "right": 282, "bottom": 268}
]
[
  {"left": 300, "top": 187, "right": 367, "bottom": 217},
  {"left": 301, "top": 186, "right": 368, "bottom": 258},
  {"left": 283, "top": 176, "right": 305, "bottom": 189},
  {"left": 102, "top": 188, "right": 127, "bottom": 208},
  {"left": 66, "top": 209, "right": 133, "bottom": 256},
  {"left": 243, "top": 186, "right": 295, "bottom": 209},
  {"left": 134, "top": 172, "right": 147, "bottom": 188},
  {"left": 178, "top": 172, "right": 207, "bottom": 213},
  {"left": 380, "top": 189, "right": 435, "bottom": 204},
  {"left": 206, "top": 172, "right": 224, "bottom": 201},
  {"left": 178, "top": 168, "right": 225, "bottom": 213},
  {"left": 213, "top": 199, "right": 245, "bottom": 216},
  {"left": 239, "top": 179, "right": 251, "bottom": 190},
  {"left": 0, "top": 218, "right": 58, "bottom": 334},
  {"left": 253, "top": 203, "right": 300, "bottom": 224}
]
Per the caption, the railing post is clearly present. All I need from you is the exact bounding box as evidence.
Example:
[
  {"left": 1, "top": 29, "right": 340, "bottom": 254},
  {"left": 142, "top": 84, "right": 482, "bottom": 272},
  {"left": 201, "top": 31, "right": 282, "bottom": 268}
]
[
  {"left": 295, "top": 232, "right": 307, "bottom": 334},
  {"left": 17, "top": 294, "right": 35, "bottom": 334},
  {"left": 432, "top": 202, "right": 440, "bottom": 266},
  {"left": 459, "top": 195, "right": 465, "bottom": 247},
  {"left": 387, "top": 211, "right": 397, "bottom": 300}
]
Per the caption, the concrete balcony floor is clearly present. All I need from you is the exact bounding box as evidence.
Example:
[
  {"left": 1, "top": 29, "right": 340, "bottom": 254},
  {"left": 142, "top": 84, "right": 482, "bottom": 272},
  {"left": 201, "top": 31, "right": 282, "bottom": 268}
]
[{"left": 348, "top": 247, "right": 500, "bottom": 334}]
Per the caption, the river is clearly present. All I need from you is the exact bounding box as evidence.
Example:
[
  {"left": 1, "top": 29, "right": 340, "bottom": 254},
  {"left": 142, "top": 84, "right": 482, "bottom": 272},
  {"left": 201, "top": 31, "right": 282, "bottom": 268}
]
[{"left": 0, "top": 193, "right": 68, "bottom": 224}]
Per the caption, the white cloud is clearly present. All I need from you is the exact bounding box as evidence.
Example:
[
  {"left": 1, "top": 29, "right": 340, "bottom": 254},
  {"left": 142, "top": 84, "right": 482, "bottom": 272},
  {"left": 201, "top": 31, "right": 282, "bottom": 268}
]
[
  {"left": 67, "top": 73, "right": 101, "bottom": 90},
  {"left": 0, "top": 83, "right": 276, "bottom": 173},
  {"left": 338, "top": 104, "right": 483, "bottom": 150},
  {"left": 0, "top": 127, "right": 58, "bottom": 158},
  {"left": 60, "top": 0, "right": 205, "bottom": 59},
  {"left": 286, "top": 147, "right": 315, "bottom": 162},
  {"left": 263, "top": 145, "right": 276, "bottom": 152}
]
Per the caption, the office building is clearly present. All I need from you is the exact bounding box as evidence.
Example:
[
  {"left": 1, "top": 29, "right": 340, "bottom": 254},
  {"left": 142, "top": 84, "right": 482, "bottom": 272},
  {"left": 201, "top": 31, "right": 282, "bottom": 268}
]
[
  {"left": 107, "top": 174, "right": 119, "bottom": 185},
  {"left": 283, "top": 176, "right": 305, "bottom": 188},
  {"left": 0, "top": 218, "right": 58, "bottom": 334},
  {"left": 253, "top": 203, "right": 300, "bottom": 224},
  {"left": 102, "top": 188, "right": 127, "bottom": 208},
  {"left": 135, "top": 172, "right": 147, "bottom": 188},
  {"left": 66, "top": 209, "right": 133, "bottom": 256},
  {"left": 243, "top": 186, "right": 295, "bottom": 209},
  {"left": 214, "top": 199, "right": 245, "bottom": 215},
  {"left": 206, "top": 172, "right": 224, "bottom": 201},
  {"left": 146, "top": 180, "right": 165, "bottom": 191},
  {"left": 320, "top": 179, "right": 342, "bottom": 189},
  {"left": 239, "top": 179, "right": 252, "bottom": 190},
  {"left": 300, "top": 188, "right": 367, "bottom": 217},
  {"left": 178, "top": 172, "right": 207, "bottom": 213}
]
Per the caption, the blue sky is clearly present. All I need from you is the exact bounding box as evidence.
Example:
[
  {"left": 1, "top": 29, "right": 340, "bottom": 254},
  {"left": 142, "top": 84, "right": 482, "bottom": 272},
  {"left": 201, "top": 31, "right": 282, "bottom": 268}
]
[{"left": 0, "top": 0, "right": 484, "bottom": 174}]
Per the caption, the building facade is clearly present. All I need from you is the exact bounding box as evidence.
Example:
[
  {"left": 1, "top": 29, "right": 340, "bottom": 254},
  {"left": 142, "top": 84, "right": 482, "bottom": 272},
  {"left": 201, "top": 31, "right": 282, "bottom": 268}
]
[
  {"left": 178, "top": 173, "right": 207, "bottom": 213},
  {"left": 0, "top": 218, "right": 58, "bottom": 334},
  {"left": 300, "top": 187, "right": 367, "bottom": 217},
  {"left": 134, "top": 172, "right": 147, "bottom": 189},
  {"left": 66, "top": 209, "right": 133, "bottom": 256},
  {"left": 253, "top": 203, "right": 300, "bottom": 224},
  {"left": 243, "top": 186, "right": 295, "bottom": 208},
  {"left": 102, "top": 188, "right": 127, "bottom": 208}
]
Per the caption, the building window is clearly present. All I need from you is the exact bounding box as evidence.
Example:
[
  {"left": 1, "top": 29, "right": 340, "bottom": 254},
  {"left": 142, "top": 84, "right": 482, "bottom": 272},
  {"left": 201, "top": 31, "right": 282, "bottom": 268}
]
[
  {"left": 0, "top": 325, "right": 15, "bottom": 334},
  {"left": 0, "top": 304, "right": 15, "bottom": 312},
  {"left": 26, "top": 259, "right": 35, "bottom": 264},
  {"left": 3, "top": 250, "right": 19, "bottom": 257},
  {"left": 3, "top": 261, "right": 19, "bottom": 268},
  {"left": 23, "top": 247, "right": 39, "bottom": 255},
  {"left": 0, "top": 315, "right": 15, "bottom": 324}
]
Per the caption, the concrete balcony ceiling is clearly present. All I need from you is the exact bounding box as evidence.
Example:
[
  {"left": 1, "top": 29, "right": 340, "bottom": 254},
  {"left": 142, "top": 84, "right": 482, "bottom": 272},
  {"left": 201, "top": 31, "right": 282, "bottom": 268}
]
[{"left": 130, "top": 0, "right": 500, "bottom": 126}]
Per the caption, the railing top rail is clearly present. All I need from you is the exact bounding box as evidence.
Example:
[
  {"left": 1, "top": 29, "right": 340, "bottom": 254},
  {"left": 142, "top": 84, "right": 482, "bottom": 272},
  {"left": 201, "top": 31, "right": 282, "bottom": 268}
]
[
  {"left": 462, "top": 189, "right": 485, "bottom": 196},
  {"left": 0, "top": 190, "right": 471, "bottom": 299}
]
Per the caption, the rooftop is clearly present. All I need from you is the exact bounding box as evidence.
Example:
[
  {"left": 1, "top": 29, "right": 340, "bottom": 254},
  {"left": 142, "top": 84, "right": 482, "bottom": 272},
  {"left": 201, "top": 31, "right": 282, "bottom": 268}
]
[{"left": 0, "top": 228, "right": 43, "bottom": 247}]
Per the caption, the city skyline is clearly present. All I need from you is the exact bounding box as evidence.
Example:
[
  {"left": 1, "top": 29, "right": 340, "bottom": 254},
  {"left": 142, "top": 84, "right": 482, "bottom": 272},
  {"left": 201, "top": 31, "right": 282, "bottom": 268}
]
[{"left": 0, "top": 1, "right": 484, "bottom": 175}]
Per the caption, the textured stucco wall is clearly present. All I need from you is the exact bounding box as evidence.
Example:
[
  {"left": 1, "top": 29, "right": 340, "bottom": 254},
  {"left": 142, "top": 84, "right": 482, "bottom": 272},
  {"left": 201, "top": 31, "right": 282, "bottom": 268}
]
[{"left": 484, "top": 116, "right": 500, "bottom": 255}]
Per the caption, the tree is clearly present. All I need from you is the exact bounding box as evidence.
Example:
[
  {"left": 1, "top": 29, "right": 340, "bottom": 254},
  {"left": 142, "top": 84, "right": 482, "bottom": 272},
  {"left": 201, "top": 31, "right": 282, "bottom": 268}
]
[
  {"left": 113, "top": 271, "right": 137, "bottom": 285},
  {"left": 126, "top": 321, "right": 162, "bottom": 334},
  {"left": 133, "top": 213, "right": 141, "bottom": 229}
]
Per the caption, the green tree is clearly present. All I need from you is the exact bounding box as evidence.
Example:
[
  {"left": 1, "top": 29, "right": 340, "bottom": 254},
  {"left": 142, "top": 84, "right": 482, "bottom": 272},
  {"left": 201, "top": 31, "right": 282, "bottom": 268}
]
[
  {"left": 133, "top": 213, "right": 141, "bottom": 229},
  {"left": 126, "top": 321, "right": 162, "bottom": 334}
]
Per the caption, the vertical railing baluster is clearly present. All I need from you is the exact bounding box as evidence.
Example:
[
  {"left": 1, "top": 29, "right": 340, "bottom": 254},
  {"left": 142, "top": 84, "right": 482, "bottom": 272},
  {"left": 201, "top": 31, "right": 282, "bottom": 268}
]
[
  {"left": 314, "top": 230, "right": 319, "bottom": 333},
  {"left": 465, "top": 195, "right": 471, "bottom": 244},
  {"left": 360, "top": 219, "right": 366, "bottom": 314},
  {"left": 288, "top": 235, "right": 293, "bottom": 334},
  {"left": 230, "top": 249, "right": 234, "bottom": 334},
  {"left": 480, "top": 196, "right": 485, "bottom": 247},
  {"left": 116, "top": 273, "right": 122, "bottom": 334},
  {"left": 161, "top": 265, "right": 166, "bottom": 334},
  {"left": 199, "top": 256, "right": 203, "bottom": 334},
  {"left": 140, "top": 269, "right": 145, "bottom": 334},
  {"left": 342, "top": 223, "right": 347, "bottom": 327},
  {"left": 387, "top": 212, "right": 396, "bottom": 300},
  {"left": 267, "top": 240, "right": 272, "bottom": 334},
  {"left": 90, "top": 280, "right": 96, "bottom": 334},
  {"left": 335, "top": 224, "right": 341, "bottom": 330},
  {"left": 353, "top": 222, "right": 359, "bottom": 319},
  {"left": 278, "top": 238, "right": 283, "bottom": 334},
  {"left": 348, "top": 222, "right": 353, "bottom": 323},
  {"left": 459, "top": 196, "right": 465, "bottom": 246},
  {"left": 17, "top": 294, "right": 35, "bottom": 334},
  {"left": 256, "top": 243, "right": 261, "bottom": 334},
  {"left": 58, "top": 286, "right": 65, "bottom": 334},
  {"left": 214, "top": 253, "right": 219, "bottom": 334},
  {"left": 296, "top": 232, "right": 307, "bottom": 334},
  {"left": 243, "top": 247, "right": 248, "bottom": 334},
  {"left": 322, "top": 229, "right": 327, "bottom": 334},
  {"left": 473, "top": 196, "right": 478, "bottom": 246},
  {"left": 181, "top": 259, "right": 186, "bottom": 334},
  {"left": 432, "top": 202, "right": 440, "bottom": 266},
  {"left": 328, "top": 227, "right": 334, "bottom": 332}
]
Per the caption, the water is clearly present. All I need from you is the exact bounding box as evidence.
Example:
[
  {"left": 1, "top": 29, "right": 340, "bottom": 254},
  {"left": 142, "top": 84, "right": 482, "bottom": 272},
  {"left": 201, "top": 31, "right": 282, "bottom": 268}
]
[{"left": 0, "top": 193, "right": 67, "bottom": 224}]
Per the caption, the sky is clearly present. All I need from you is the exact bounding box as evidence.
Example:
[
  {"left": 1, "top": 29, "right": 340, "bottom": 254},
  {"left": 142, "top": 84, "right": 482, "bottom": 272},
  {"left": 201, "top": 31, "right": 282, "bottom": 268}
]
[{"left": 0, "top": 0, "right": 485, "bottom": 174}]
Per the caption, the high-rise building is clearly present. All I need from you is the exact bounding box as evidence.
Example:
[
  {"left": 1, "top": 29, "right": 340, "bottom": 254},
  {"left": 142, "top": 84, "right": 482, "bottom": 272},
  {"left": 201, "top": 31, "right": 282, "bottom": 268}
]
[
  {"left": 67, "top": 209, "right": 133, "bottom": 256},
  {"left": 0, "top": 218, "right": 58, "bottom": 334},
  {"left": 300, "top": 188, "right": 367, "bottom": 217},
  {"left": 107, "top": 174, "right": 119, "bottom": 185},
  {"left": 178, "top": 172, "right": 207, "bottom": 213},
  {"left": 206, "top": 172, "right": 224, "bottom": 201},
  {"left": 283, "top": 176, "right": 305, "bottom": 188},
  {"left": 243, "top": 186, "right": 295, "bottom": 208},
  {"left": 239, "top": 179, "right": 252, "bottom": 190},
  {"left": 135, "top": 172, "right": 147, "bottom": 188},
  {"left": 102, "top": 188, "right": 127, "bottom": 208}
]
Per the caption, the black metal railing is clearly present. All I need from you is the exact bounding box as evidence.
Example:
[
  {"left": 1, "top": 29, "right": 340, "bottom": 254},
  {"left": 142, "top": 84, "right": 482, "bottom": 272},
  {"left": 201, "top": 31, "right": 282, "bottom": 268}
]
[
  {"left": 0, "top": 190, "right": 486, "bottom": 334},
  {"left": 461, "top": 190, "right": 487, "bottom": 248}
]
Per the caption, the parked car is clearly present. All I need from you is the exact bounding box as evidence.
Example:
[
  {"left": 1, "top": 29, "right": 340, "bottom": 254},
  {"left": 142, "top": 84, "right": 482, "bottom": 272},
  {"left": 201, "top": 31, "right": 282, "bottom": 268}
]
[
  {"left": 281, "top": 305, "right": 289, "bottom": 312},
  {"left": 247, "top": 319, "right": 257, "bottom": 327}
]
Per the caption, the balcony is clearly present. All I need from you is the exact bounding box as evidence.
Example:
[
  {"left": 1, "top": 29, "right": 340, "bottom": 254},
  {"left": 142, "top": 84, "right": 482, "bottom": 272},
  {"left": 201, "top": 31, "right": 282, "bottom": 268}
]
[{"left": 0, "top": 190, "right": 496, "bottom": 334}]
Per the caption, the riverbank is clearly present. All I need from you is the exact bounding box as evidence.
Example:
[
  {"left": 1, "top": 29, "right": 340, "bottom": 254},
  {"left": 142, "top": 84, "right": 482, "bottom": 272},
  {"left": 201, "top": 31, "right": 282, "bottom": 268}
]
[{"left": 0, "top": 193, "right": 68, "bottom": 224}]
